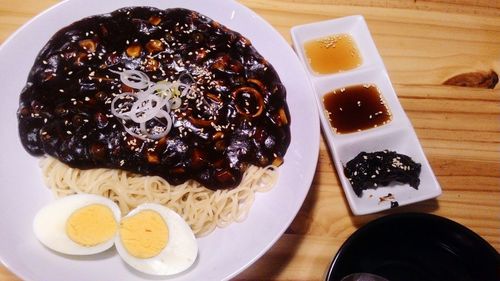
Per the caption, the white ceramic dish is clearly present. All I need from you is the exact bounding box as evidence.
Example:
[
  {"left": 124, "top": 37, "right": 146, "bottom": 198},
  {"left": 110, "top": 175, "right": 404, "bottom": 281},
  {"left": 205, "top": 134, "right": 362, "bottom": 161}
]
[
  {"left": 0, "top": 1, "right": 319, "bottom": 280},
  {"left": 290, "top": 16, "right": 441, "bottom": 215}
]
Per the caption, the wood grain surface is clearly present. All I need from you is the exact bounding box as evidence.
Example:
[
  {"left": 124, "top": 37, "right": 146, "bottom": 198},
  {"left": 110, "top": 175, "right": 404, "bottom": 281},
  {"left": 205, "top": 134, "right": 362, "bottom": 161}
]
[{"left": 0, "top": 0, "right": 498, "bottom": 280}]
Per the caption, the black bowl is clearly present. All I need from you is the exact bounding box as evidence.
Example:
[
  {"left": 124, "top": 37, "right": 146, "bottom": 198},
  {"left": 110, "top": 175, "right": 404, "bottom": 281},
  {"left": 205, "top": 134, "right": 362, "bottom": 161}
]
[{"left": 326, "top": 213, "right": 500, "bottom": 281}]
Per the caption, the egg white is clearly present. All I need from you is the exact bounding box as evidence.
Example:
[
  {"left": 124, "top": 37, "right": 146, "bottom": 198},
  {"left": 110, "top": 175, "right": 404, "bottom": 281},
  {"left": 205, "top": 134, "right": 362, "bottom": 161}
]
[
  {"left": 114, "top": 203, "right": 198, "bottom": 276},
  {"left": 33, "top": 193, "right": 121, "bottom": 255}
]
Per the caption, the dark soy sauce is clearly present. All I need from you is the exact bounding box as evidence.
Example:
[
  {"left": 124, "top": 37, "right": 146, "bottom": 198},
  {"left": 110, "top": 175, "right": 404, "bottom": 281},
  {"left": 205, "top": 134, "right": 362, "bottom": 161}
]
[{"left": 323, "top": 84, "right": 391, "bottom": 134}]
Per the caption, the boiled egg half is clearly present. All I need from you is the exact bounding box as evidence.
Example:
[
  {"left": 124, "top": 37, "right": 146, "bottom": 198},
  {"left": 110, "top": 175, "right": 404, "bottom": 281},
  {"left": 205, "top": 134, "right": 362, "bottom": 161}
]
[
  {"left": 33, "top": 194, "right": 198, "bottom": 276},
  {"left": 115, "top": 203, "right": 198, "bottom": 275},
  {"left": 33, "top": 193, "right": 121, "bottom": 255}
]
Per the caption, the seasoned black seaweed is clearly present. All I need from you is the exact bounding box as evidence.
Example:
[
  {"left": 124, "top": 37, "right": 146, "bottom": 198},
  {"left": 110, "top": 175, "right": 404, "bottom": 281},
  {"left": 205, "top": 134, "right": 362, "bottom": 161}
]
[{"left": 344, "top": 150, "right": 421, "bottom": 197}]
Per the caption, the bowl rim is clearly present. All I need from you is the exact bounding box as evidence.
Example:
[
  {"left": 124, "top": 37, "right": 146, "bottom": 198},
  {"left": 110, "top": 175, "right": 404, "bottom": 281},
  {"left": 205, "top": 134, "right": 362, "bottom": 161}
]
[{"left": 325, "top": 212, "right": 500, "bottom": 281}]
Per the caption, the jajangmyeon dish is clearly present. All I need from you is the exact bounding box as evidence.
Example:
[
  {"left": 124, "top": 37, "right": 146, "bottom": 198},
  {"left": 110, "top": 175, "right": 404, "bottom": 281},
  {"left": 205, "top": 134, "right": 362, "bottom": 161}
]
[{"left": 17, "top": 7, "right": 290, "bottom": 236}]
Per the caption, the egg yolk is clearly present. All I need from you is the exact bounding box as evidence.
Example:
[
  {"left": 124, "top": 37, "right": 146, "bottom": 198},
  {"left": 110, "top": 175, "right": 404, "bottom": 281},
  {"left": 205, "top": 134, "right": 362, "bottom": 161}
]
[
  {"left": 66, "top": 204, "right": 117, "bottom": 247},
  {"left": 119, "top": 210, "right": 169, "bottom": 259}
]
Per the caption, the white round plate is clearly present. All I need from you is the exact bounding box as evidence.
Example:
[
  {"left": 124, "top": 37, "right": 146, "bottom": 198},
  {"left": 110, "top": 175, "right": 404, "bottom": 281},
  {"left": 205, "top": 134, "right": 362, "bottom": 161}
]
[{"left": 0, "top": 0, "right": 319, "bottom": 280}]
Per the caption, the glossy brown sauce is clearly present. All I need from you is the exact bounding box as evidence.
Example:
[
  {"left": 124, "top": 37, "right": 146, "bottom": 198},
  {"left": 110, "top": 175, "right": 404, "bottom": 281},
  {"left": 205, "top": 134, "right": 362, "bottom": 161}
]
[
  {"left": 323, "top": 84, "right": 391, "bottom": 134},
  {"left": 17, "top": 7, "right": 291, "bottom": 190},
  {"left": 304, "top": 34, "right": 362, "bottom": 74}
]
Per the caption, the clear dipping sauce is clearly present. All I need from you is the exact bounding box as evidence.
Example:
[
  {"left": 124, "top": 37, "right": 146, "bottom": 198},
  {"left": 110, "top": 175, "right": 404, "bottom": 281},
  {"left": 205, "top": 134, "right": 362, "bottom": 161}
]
[
  {"left": 323, "top": 84, "right": 391, "bottom": 134},
  {"left": 304, "top": 34, "right": 362, "bottom": 74}
]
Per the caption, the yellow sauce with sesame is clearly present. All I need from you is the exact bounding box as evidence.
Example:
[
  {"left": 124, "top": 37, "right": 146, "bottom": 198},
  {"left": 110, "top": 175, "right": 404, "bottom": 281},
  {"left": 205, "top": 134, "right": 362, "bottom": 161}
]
[
  {"left": 304, "top": 34, "right": 362, "bottom": 74},
  {"left": 323, "top": 84, "right": 391, "bottom": 134}
]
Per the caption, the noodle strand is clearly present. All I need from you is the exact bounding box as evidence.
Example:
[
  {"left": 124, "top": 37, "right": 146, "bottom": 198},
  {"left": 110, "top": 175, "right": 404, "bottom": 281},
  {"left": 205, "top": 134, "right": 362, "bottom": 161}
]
[{"left": 40, "top": 157, "right": 278, "bottom": 237}]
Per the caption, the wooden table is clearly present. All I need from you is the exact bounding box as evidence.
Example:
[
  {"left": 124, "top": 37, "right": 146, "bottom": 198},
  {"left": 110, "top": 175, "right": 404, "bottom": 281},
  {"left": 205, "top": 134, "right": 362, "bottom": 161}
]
[{"left": 0, "top": 0, "right": 498, "bottom": 280}]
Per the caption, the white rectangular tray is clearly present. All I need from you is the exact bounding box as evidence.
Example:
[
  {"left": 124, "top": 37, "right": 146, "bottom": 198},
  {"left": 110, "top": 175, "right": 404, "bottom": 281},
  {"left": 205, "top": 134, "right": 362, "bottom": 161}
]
[{"left": 290, "top": 16, "right": 442, "bottom": 215}]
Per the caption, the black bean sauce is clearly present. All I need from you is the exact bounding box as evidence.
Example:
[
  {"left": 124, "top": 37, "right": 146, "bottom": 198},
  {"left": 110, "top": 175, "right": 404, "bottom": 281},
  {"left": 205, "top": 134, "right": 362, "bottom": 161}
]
[{"left": 17, "top": 7, "right": 291, "bottom": 190}]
